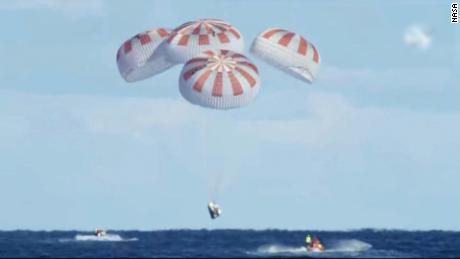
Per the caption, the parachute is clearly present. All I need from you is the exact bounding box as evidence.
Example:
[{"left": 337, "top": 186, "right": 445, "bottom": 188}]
[
  {"left": 116, "top": 21, "right": 323, "bottom": 220},
  {"left": 179, "top": 49, "right": 260, "bottom": 109},
  {"left": 116, "top": 28, "right": 174, "bottom": 82},
  {"left": 157, "top": 19, "right": 245, "bottom": 64},
  {"left": 250, "top": 28, "right": 320, "bottom": 83}
]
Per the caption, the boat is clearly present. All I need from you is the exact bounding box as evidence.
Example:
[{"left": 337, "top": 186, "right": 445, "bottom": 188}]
[
  {"left": 305, "top": 238, "right": 325, "bottom": 252},
  {"left": 74, "top": 229, "right": 124, "bottom": 241}
]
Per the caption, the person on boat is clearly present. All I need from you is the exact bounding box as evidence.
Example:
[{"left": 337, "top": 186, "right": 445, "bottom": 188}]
[
  {"left": 305, "top": 234, "right": 312, "bottom": 245},
  {"left": 314, "top": 238, "right": 324, "bottom": 250},
  {"left": 94, "top": 228, "right": 106, "bottom": 237},
  {"left": 306, "top": 236, "right": 324, "bottom": 251}
]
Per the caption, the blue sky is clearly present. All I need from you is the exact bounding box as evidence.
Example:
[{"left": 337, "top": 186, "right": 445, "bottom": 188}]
[{"left": 0, "top": 0, "right": 459, "bottom": 231}]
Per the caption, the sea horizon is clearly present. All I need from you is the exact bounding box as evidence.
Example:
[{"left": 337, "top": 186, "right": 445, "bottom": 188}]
[{"left": 1, "top": 228, "right": 459, "bottom": 232}]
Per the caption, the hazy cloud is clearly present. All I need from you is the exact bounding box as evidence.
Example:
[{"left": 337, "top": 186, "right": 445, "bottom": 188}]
[
  {"left": 403, "top": 25, "right": 432, "bottom": 50},
  {"left": 320, "top": 65, "right": 453, "bottom": 93},
  {"left": 3, "top": 90, "right": 458, "bottom": 169},
  {"left": 237, "top": 92, "right": 460, "bottom": 162}
]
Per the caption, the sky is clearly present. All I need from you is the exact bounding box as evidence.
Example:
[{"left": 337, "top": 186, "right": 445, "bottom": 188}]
[{"left": 0, "top": 0, "right": 459, "bottom": 231}]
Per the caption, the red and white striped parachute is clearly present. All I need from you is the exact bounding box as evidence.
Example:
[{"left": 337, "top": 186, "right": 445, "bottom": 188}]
[
  {"left": 116, "top": 28, "right": 173, "bottom": 82},
  {"left": 179, "top": 49, "right": 260, "bottom": 109},
  {"left": 160, "top": 19, "right": 244, "bottom": 64},
  {"left": 250, "top": 28, "right": 320, "bottom": 83}
]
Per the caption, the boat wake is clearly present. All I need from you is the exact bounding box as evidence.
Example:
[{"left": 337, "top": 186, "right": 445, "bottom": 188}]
[
  {"left": 59, "top": 234, "right": 138, "bottom": 242},
  {"left": 251, "top": 239, "right": 372, "bottom": 257},
  {"left": 326, "top": 239, "right": 372, "bottom": 252},
  {"left": 254, "top": 244, "right": 306, "bottom": 256}
]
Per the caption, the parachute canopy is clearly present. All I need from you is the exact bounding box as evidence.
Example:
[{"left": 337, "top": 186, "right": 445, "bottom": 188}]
[
  {"left": 250, "top": 28, "right": 320, "bottom": 83},
  {"left": 160, "top": 19, "right": 245, "bottom": 64},
  {"left": 208, "top": 202, "right": 222, "bottom": 219},
  {"left": 179, "top": 49, "right": 260, "bottom": 109},
  {"left": 116, "top": 28, "right": 174, "bottom": 82}
]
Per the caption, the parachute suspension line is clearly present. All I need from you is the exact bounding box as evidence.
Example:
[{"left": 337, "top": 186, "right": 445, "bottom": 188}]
[
  {"left": 199, "top": 114, "right": 211, "bottom": 198},
  {"left": 200, "top": 114, "right": 222, "bottom": 202}
]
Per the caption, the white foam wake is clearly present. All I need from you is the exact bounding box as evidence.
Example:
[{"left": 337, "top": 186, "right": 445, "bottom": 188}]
[
  {"left": 59, "top": 234, "right": 138, "bottom": 242},
  {"left": 256, "top": 244, "right": 306, "bottom": 255},
  {"left": 252, "top": 239, "right": 372, "bottom": 257},
  {"left": 327, "top": 239, "right": 372, "bottom": 252}
]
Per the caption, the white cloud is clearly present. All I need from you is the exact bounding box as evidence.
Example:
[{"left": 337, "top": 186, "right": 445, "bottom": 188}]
[
  {"left": 16, "top": 90, "right": 441, "bottom": 167},
  {"left": 0, "top": 91, "right": 205, "bottom": 142},
  {"left": 237, "top": 93, "right": 357, "bottom": 148},
  {"left": 72, "top": 96, "right": 206, "bottom": 140},
  {"left": 320, "top": 66, "right": 373, "bottom": 82},
  {"left": 237, "top": 92, "right": 460, "bottom": 162},
  {"left": 1, "top": 90, "right": 459, "bottom": 165},
  {"left": 403, "top": 25, "right": 432, "bottom": 50},
  {"left": 320, "top": 65, "right": 453, "bottom": 93}
]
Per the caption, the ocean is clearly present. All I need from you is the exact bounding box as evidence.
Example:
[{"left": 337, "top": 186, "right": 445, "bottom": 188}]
[{"left": 0, "top": 229, "right": 458, "bottom": 258}]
